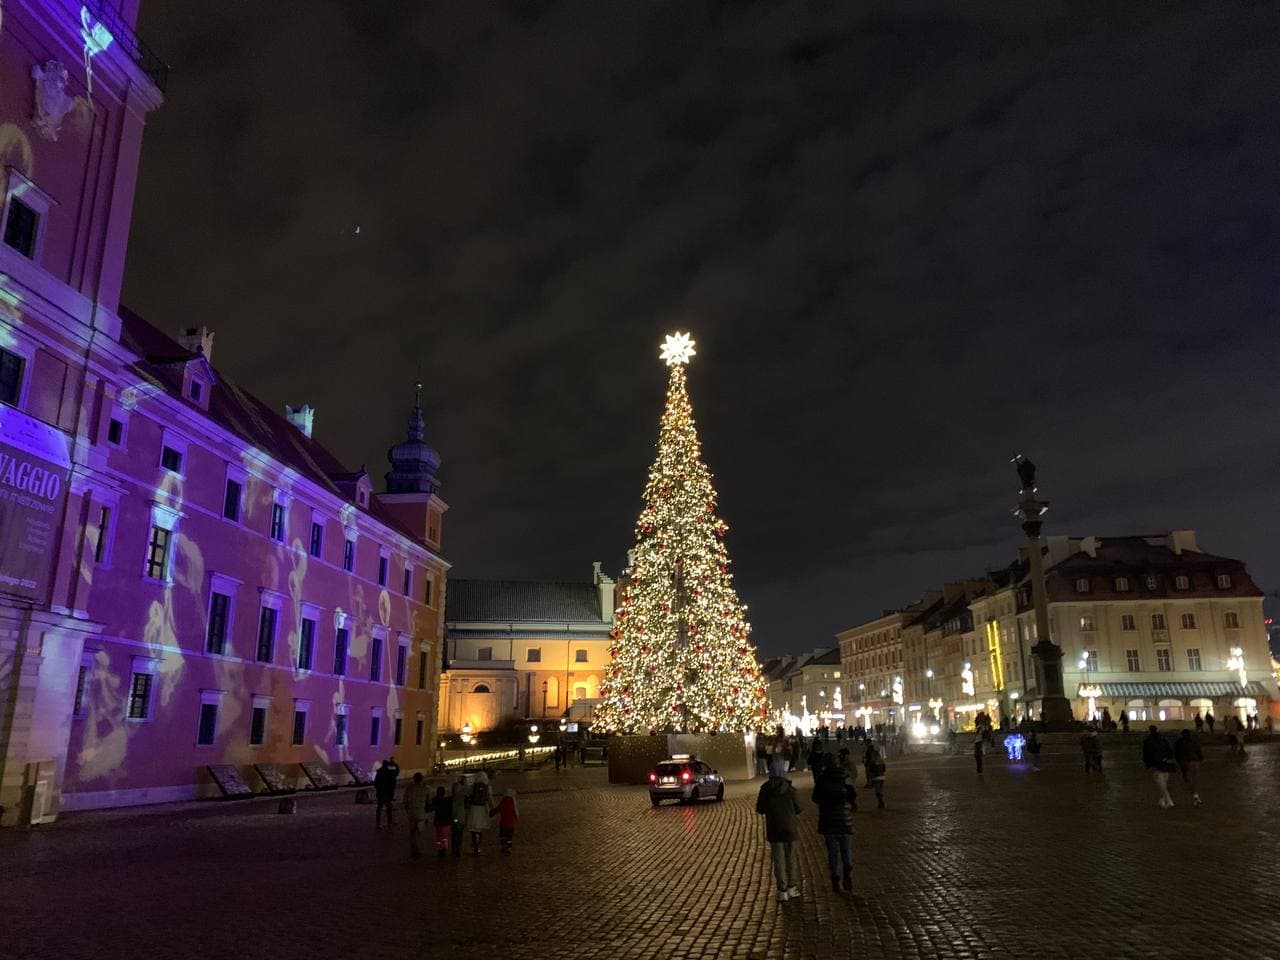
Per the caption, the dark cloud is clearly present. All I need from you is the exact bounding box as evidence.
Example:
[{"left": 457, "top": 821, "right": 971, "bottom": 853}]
[{"left": 126, "top": 2, "right": 1280, "bottom": 653}]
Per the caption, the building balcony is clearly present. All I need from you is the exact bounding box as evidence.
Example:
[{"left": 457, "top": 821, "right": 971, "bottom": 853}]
[{"left": 84, "top": 0, "right": 170, "bottom": 91}]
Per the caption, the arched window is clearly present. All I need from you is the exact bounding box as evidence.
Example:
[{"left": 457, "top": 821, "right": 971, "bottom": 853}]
[
  {"left": 473, "top": 683, "right": 490, "bottom": 694},
  {"left": 1157, "top": 699, "right": 1183, "bottom": 722}
]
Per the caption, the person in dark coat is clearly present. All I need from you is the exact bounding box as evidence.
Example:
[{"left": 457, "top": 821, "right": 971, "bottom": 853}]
[
  {"left": 863, "top": 743, "right": 887, "bottom": 809},
  {"left": 1141, "top": 726, "right": 1176, "bottom": 808},
  {"left": 811, "top": 756, "right": 856, "bottom": 893},
  {"left": 373, "top": 757, "right": 399, "bottom": 828},
  {"left": 1173, "top": 729, "right": 1203, "bottom": 807},
  {"left": 1119, "top": 710, "right": 1130, "bottom": 734},
  {"left": 1204, "top": 711, "right": 1215, "bottom": 735},
  {"left": 756, "top": 757, "right": 802, "bottom": 901},
  {"left": 431, "top": 786, "right": 454, "bottom": 857},
  {"left": 807, "top": 738, "right": 825, "bottom": 782}
]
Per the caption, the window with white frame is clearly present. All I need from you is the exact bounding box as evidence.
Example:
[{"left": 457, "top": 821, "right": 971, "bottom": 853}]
[
  {"left": 332, "top": 624, "right": 348, "bottom": 675},
  {"left": 206, "top": 573, "right": 240, "bottom": 656},
  {"left": 1073, "top": 578, "right": 1090, "bottom": 594},
  {"left": 92, "top": 494, "right": 119, "bottom": 567},
  {"left": 1121, "top": 614, "right": 1136, "bottom": 631},
  {"left": 299, "top": 603, "right": 321, "bottom": 670},
  {"left": 1079, "top": 615, "right": 1096, "bottom": 632},
  {"left": 1216, "top": 573, "right": 1232, "bottom": 589},
  {"left": 196, "top": 689, "right": 224, "bottom": 746},
  {"left": 144, "top": 503, "right": 181, "bottom": 582},
  {"left": 223, "top": 467, "right": 245, "bottom": 522},
  {"left": 256, "top": 590, "right": 284, "bottom": 662},
  {"left": 104, "top": 404, "right": 128, "bottom": 448},
  {"left": 334, "top": 704, "right": 349, "bottom": 747},
  {"left": 1145, "top": 575, "right": 1159, "bottom": 591},
  {"left": 370, "top": 629, "right": 385, "bottom": 682},
  {"left": 1114, "top": 576, "right": 1130, "bottom": 592},
  {"left": 1186, "top": 648, "right": 1202, "bottom": 671},
  {"left": 1174, "top": 575, "right": 1190, "bottom": 591},
  {"left": 159, "top": 431, "right": 188, "bottom": 475},
  {"left": 309, "top": 514, "right": 324, "bottom": 558},
  {"left": 1151, "top": 613, "right": 1167, "bottom": 631},
  {"left": 269, "top": 491, "right": 289, "bottom": 543},
  {"left": 1125, "top": 648, "right": 1141, "bottom": 671},
  {"left": 1155, "top": 647, "right": 1172, "bottom": 672},
  {"left": 395, "top": 639, "right": 408, "bottom": 685},
  {"left": 73, "top": 649, "right": 96, "bottom": 718},
  {"left": 1085, "top": 650, "right": 1099, "bottom": 672},
  {"left": 1224, "top": 611, "right": 1240, "bottom": 629},
  {"left": 292, "top": 699, "right": 310, "bottom": 746},
  {"left": 1180, "top": 612, "right": 1197, "bottom": 630},
  {"left": 2, "top": 169, "right": 56, "bottom": 262},
  {"left": 249, "top": 695, "right": 270, "bottom": 746},
  {"left": 126, "top": 657, "right": 158, "bottom": 720}
]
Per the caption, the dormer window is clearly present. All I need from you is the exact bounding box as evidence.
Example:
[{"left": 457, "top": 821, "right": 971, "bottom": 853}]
[
  {"left": 1073, "top": 578, "right": 1090, "bottom": 594},
  {"left": 190, "top": 381, "right": 202, "bottom": 401},
  {"left": 1114, "top": 577, "right": 1130, "bottom": 592},
  {"left": 1174, "top": 575, "right": 1190, "bottom": 591},
  {"left": 1145, "top": 575, "right": 1159, "bottom": 591},
  {"left": 1215, "top": 573, "right": 1232, "bottom": 589}
]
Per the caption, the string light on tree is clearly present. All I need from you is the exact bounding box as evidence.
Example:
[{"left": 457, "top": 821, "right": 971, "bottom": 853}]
[{"left": 596, "top": 332, "right": 767, "bottom": 734}]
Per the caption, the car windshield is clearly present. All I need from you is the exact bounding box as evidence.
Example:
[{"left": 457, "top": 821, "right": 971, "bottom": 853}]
[{"left": 655, "top": 763, "right": 688, "bottom": 776}]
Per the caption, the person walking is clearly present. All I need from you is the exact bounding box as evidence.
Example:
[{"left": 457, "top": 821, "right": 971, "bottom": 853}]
[
  {"left": 1119, "top": 710, "right": 1129, "bottom": 734},
  {"left": 1204, "top": 711, "right": 1215, "bottom": 735},
  {"left": 431, "top": 785, "right": 453, "bottom": 857},
  {"left": 402, "top": 772, "right": 430, "bottom": 860},
  {"left": 373, "top": 756, "right": 400, "bottom": 829},
  {"left": 1026, "top": 732, "right": 1042, "bottom": 771},
  {"left": 465, "top": 771, "right": 492, "bottom": 853},
  {"left": 1142, "top": 725, "right": 1176, "bottom": 808},
  {"left": 1173, "top": 729, "right": 1203, "bottom": 807},
  {"left": 755, "top": 757, "right": 802, "bottom": 902},
  {"left": 811, "top": 756, "right": 856, "bottom": 894},
  {"left": 807, "top": 738, "right": 825, "bottom": 783},
  {"left": 1194, "top": 713, "right": 1204, "bottom": 734},
  {"left": 1079, "top": 731, "right": 1094, "bottom": 773},
  {"left": 863, "top": 742, "right": 887, "bottom": 809},
  {"left": 449, "top": 778, "right": 467, "bottom": 856},
  {"left": 973, "top": 736, "right": 984, "bottom": 775},
  {"left": 836, "top": 747, "right": 857, "bottom": 782},
  {"left": 490, "top": 788, "right": 519, "bottom": 855}
]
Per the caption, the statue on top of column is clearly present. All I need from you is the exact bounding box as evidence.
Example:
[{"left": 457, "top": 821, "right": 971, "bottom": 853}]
[{"left": 1013, "top": 455, "right": 1037, "bottom": 491}]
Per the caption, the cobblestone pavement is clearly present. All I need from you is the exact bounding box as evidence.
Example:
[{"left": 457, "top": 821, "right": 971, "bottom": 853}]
[{"left": 3, "top": 745, "right": 1277, "bottom": 960}]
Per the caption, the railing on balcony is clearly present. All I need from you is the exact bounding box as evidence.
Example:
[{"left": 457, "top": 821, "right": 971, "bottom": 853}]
[{"left": 83, "top": 0, "right": 170, "bottom": 92}]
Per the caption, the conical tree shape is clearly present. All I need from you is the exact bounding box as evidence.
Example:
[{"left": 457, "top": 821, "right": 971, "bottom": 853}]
[{"left": 596, "top": 336, "right": 767, "bottom": 734}]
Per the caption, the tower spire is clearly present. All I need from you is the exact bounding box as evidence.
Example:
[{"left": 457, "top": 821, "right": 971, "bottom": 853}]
[{"left": 385, "top": 379, "right": 441, "bottom": 495}]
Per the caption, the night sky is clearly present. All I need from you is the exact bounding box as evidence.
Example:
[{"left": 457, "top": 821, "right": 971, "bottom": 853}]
[{"left": 123, "top": 4, "right": 1280, "bottom": 655}]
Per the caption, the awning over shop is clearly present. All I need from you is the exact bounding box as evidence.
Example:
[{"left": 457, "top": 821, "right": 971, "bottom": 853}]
[{"left": 1094, "top": 681, "right": 1270, "bottom": 699}]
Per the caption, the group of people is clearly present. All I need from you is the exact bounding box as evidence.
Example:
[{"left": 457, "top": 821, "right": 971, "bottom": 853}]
[
  {"left": 755, "top": 731, "right": 888, "bottom": 900},
  {"left": 375, "top": 757, "right": 521, "bottom": 860},
  {"left": 1142, "top": 727, "right": 1204, "bottom": 808}
]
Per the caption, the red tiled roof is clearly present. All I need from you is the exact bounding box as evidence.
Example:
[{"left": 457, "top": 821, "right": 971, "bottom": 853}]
[{"left": 116, "top": 306, "right": 422, "bottom": 544}]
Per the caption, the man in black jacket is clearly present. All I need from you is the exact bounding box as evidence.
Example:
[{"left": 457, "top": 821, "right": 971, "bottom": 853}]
[
  {"left": 1141, "top": 727, "right": 1175, "bottom": 808},
  {"left": 811, "top": 756, "right": 857, "bottom": 893},
  {"left": 756, "top": 758, "right": 802, "bottom": 901},
  {"left": 373, "top": 756, "right": 400, "bottom": 828}
]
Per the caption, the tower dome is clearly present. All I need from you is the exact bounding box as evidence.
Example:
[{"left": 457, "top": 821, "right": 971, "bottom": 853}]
[{"left": 385, "top": 381, "right": 442, "bottom": 495}]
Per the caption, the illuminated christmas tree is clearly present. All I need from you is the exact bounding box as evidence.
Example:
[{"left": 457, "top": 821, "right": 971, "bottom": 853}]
[{"left": 596, "top": 333, "right": 768, "bottom": 734}]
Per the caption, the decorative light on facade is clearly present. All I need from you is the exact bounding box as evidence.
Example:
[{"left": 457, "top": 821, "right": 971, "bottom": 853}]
[
  {"left": 1227, "top": 646, "right": 1247, "bottom": 688},
  {"left": 961, "top": 661, "right": 975, "bottom": 696},
  {"left": 892, "top": 676, "right": 904, "bottom": 705}
]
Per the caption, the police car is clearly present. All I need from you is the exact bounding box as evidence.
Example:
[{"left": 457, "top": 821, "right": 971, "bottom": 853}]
[{"left": 647, "top": 754, "right": 724, "bottom": 806}]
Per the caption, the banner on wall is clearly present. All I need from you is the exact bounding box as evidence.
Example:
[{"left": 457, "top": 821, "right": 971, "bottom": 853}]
[{"left": 0, "top": 403, "right": 71, "bottom": 603}]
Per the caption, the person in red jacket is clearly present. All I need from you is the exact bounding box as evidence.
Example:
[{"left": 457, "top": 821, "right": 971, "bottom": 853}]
[{"left": 490, "top": 788, "right": 520, "bottom": 855}]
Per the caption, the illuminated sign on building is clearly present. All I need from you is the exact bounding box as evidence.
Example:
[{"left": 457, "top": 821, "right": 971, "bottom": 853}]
[{"left": 0, "top": 404, "right": 70, "bottom": 603}]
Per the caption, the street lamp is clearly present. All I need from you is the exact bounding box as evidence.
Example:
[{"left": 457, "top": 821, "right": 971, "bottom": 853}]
[
  {"left": 528, "top": 723, "right": 541, "bottom": 745},
  {"left": 460, "top": 722, "right": 473, "bottom": 768},
  {"left": 924, "top": 668, "right": 934, "bottom": 718}
]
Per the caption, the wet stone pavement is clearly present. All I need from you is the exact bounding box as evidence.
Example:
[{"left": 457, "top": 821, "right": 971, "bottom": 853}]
[{"left": 2, "top": 744, "right": 1277, "bottom": 960}]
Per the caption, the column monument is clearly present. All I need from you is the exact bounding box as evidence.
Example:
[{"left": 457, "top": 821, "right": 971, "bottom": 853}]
[{"left": 1012, "top": 456, "right": 1074, "bottom": 728}]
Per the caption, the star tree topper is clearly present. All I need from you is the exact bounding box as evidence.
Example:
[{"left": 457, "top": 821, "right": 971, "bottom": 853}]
[{"left": 660, "top": 331, "right": 697, "bottom": 366}]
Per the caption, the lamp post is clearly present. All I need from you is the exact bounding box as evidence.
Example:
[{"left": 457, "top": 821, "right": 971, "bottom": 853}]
[
  {"left": 925, "top": 667, "right": 935, "bottom": 718},
  {"left": 1012, "top": 455, "right": 1073, "bottom": 727}
]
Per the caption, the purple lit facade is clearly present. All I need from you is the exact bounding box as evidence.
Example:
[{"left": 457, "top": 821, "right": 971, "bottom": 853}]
[{"left": 0, "top": 1, "right": 447, "bottom": 823}]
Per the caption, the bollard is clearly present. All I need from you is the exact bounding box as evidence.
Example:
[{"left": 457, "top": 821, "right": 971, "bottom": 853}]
[{"left": 277, "top": 798, "right": 297, "bottom": 815}]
